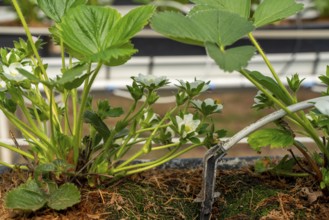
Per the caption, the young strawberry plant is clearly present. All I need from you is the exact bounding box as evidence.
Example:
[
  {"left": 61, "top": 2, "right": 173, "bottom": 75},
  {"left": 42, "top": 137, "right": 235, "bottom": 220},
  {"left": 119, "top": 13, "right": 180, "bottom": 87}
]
[
  {"left": 151, "top": 0, "right": 329, "bottom": 196},
  {"left": 0, "top": 0, "right": 224, "bottom": 211}
]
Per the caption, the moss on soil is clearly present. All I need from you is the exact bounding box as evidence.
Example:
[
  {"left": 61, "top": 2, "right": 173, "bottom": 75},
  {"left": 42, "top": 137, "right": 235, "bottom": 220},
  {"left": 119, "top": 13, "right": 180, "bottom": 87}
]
[{"left": 1, "top": 167, "right": 329, "bottom": 219}]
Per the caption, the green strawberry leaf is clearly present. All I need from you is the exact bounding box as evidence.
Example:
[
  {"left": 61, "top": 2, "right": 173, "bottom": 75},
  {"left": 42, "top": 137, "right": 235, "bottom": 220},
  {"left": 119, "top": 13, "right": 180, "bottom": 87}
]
[
  {"left": 89, "top": 42, "right": 138, "bottom": 66},
  {"left": 253, "top": 0, "right": 303, "bottom": 27},
  {"left": 84, "top": 110, "right": 111, "bottom": 140},
  {"left": 56, "top": 63, "right": 89, "bottom": 90},
  {"left": 190, "top": 0, "right": 251, "bottom": 18},
  {"left": 60, "top": 6, "right": 121, "bottom": 57},
  {"left": 47, "top": 183, "right": 81, "bottom": 210},
  {"left": 17, "top": 67, "right": 40, "bottom": 83},
  {"left": 205, "top": 42, "right": 256, "bottom": 72},
  {"left": 5, "top": 180, "right": 46, "bottom": 211},
  {"left": 59, "top": 5, "right": 154, "bottom": 65},
  {"left": 248, "top": 71, "right": 292, "bottom": 105},
  {"left": 248, "top": 128, "right": 294, "bottom": 152},
  {"left": 37, "top": 0, "right": 87, "bottom": 23},
  {"left": 106, "top": 5, "right": 156, "bottom": 47},
  {"left": 151, "top": 11, "right": 205, "bottom": 46},
  {"left": 57, "top": 63, "right": 88, "bottom": 85},
  {"left": 151, "top": 9, "right": 254, "bottom": 47}
]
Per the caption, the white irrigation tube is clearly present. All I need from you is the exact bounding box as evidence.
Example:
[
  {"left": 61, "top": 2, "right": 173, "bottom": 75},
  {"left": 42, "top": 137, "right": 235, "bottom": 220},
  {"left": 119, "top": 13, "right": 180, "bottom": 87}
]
[{"left": 222, "top": 96, "right": 329, "bottom": 151}]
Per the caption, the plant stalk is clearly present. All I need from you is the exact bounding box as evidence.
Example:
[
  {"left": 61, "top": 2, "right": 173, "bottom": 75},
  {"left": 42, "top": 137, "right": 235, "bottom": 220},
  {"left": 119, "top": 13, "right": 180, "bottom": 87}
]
[
  {"left": 248, "top": 32, "right": 294, "bottom": 104},
  {"left": 12, "top": 0, "right": 61, "bottom": 130},
  {"left": 240, "top": 69, "right": 327, "bottom": 157},
  {"left": 222, "top": 96, "right": 329, "bottom": 157},
  {"left": 126, "top": 143, "right": 202, "bottom": 175},
  {"left": 0, "top": 142, "right": 34, "bottom": 159},
  {"left": 73, "top": 62, "right": 103, "bottom": 163}
]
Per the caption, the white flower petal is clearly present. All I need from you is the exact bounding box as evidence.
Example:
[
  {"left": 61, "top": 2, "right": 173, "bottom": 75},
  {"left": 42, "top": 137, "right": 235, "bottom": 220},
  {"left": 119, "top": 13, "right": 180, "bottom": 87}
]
[
  {"left": 190, "top": 80, "right": 209, "bottom": 92},
  {"left": 165, "top": 127, "right": 175, "bottom": 138},
  {"left": 254, "top": 91, "right": 263, "bottom": 104},
  {"left": 191, "top": 99, "right": 202, "bottom": 108},
  {"left": 215, "top": 104, "right": 223, "bottom": 112},
  {"left": 135, "top": 74, "right": 167, "bottom": 87},
  {"left": 5, "top": 50, "right": 20, "bottom": 62},
  {"left": 176, "top": 113, "right": 200, "bottom": 138},
  {"left": 204, "top": 98, "right": 215, "bottom": 105},
  {"left": 0, "top": 81, "right": 7, "bottom": 91},
  {"left": 315, "top": 100, "right": 329, "bottom": 116},
  {"left": 2, "top": 62, "right": 30, "bottom": 81}
]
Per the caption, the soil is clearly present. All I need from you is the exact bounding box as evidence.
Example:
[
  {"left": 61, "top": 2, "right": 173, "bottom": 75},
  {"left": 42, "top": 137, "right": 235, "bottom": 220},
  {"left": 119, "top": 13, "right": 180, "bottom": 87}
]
[{"left": 1, "top": 164, "right": 329, "bottom": 220}]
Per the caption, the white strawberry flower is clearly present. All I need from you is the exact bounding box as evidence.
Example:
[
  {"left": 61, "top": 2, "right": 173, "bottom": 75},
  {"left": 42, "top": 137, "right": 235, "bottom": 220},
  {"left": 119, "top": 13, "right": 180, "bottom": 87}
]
[
  {"left": 176, "top": 113, "right": 200, "bottom": 138},
  {"left": 191, "top": 98, "right": 223, "bottom": 113},
  {"left": 134, "top": 74, "right": 168, "bottom": 88},
  {"left": 2, "top": 62, "right": 31, "bottom": 81},
  {"left": 177, "top": 80, "right": 209, "bottom": 93}
]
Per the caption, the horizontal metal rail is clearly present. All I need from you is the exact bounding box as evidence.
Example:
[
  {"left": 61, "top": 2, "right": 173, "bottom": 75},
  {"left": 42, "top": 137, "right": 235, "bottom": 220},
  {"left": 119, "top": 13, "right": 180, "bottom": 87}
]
[{"left": 1, "top": 26, "right": 329, "bottom": 39}]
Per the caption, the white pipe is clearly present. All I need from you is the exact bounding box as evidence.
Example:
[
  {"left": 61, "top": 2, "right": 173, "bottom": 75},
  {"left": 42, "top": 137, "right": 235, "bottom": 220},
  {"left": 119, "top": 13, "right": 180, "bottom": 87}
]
[
  {"left": 222, "top": 96, "right": 329, "bottom": 151},
  {"left": 0, "top": 111, "right": 11, "bottom": 163}
]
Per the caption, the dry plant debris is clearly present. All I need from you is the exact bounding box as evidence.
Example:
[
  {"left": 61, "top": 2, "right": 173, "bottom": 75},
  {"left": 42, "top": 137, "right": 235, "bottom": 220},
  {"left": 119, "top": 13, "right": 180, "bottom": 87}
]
[{"left": 1, "top": 167, "right": 329, "bottom": 219}]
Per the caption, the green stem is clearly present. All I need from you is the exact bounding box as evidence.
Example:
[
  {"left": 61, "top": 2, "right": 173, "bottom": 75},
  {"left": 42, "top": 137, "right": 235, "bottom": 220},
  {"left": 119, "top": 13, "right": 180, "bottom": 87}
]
[
  {"left": 60, "top": 38, "right": 71, "bottom": 135},
  {"left": 136, "top": 123, "right": 171, "bottom": 134},
  {"left": 294, "top": 141, "right": 322, "bottom": 181},
  {"left": 0, "top": 141, "right": 34, "bottom": 159},
  {"left": 67, "top": 56, "right": 77, "bottom": 135},
  {"left": 122, "top": 101, "right": 137, "bottom": 122},
  {"left": 72, "top": 89, "right": 78, "bottom": 135},
  {"left": 183, "top": 99, "right": 191, "bottom": 113},
  {"left": 142, "top": 107, "right": 177, "bottom": 153},
  {"left": 126, "top": 143, "right": 202, "bottom": 175},
  {"left": 107, "top": 102, "right": 149, "bottom": 150},
  {"left": 108, "top": 98, "right": 150, "bottom": 152},
  {"left": 240, "top": 69, "right": 290, "bottom": 113},
  {"left": 114, "top": 137, "right": 148, "bottom": 160},
  {"left": 0, "top": 161, "right": 28, "bottom": 170},
  {"left": 125, "top": 138, "right": 148, "bottom": 148},
  {"left": 1, "top": 108, "right": 51, "bottom": 150},
  {"left": 152, "top": 142, "right": 180, "bottom": 150},
  {"left": 19, "top": 103, "right": 40, "bottom": 133},
  {"left": 240, "top": 69, "right": 327, "bottom": 156},
  {"left": 112, "top": 130, "right": 135, "bottom": 159},
  {"left": 12, "top": 0, "right": 61, "bottom": 130},
  {"left": 73, "top": 62, "right": 103, "bottom": 163},
  {"left": 248, "top": 33, "right": 325, "bottom": 155},
  {"left": 112, "top": 144, "right": 181, "bottom": 174},
  {"left": 63, "top": 93, "right": 72, "bottom": 135},
  {"left": 114, "top": 150, "right": 144, "bottom": 171},
  {"left": 248, "top": 32, "right": 294, "bottom": 104},
  {"left": 60, "top": 38, "right": 66, "bottom": 69},
  {"left": 271, "top": 170, "right": 309, "bottom": 177},
  {"left": 126, "top": 101, "right": 148, "bottom": 123},
  {"left": 32, "top": 105, "right": 43, "bottom": 132},
  {"left": 115, "top": 107, "right": 177, "bottom": 169},
  {"left": 49, "top": 91, "right": 56, "bottom": 147}
]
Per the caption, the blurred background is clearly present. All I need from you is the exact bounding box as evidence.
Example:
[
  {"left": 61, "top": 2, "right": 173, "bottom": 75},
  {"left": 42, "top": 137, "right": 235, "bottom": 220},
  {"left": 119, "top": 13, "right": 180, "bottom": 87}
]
[{"left": 0, "top": 0, "right": 329, "bottom": 162}]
